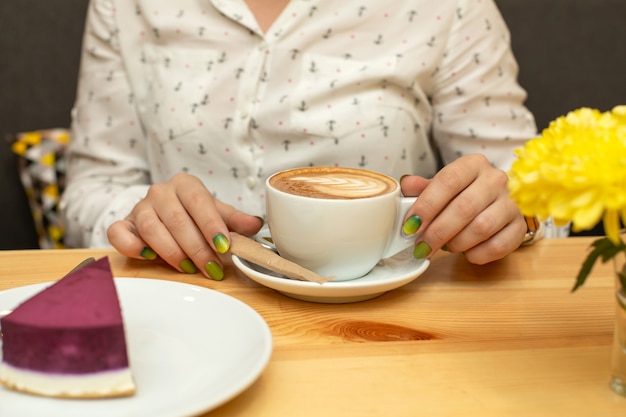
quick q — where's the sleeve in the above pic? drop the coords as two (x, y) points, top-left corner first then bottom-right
(430, 0), (538, 171)
(60, 0), (150, 248)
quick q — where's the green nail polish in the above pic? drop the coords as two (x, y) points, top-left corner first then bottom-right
(403, 215), (422, 235)
(441, 244), (450, 252)
(413, 242), (432, 259)
(180, 258), (197, 274)
(213, 233), (230, 254)
(140, 247), (157, 260)
(205, 261), (224, 281)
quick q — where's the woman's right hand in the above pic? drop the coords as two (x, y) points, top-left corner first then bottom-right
(107, 173), (264, 280)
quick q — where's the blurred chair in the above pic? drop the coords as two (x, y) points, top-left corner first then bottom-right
(496, 0), (626, 236)
(0, 0), (88, 249)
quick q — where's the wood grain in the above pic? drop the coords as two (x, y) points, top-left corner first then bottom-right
(0, 238), (624, 416)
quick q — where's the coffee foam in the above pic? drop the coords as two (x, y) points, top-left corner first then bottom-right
(269, 167), (397, 199)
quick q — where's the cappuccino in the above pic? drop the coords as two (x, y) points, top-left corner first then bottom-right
(268, 167), (397, 200)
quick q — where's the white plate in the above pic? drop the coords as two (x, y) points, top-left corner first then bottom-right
(232, 248), (430, 303)
(0, 278), (272, 417)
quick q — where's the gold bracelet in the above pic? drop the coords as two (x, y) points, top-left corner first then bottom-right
(522, 216), (542, 245)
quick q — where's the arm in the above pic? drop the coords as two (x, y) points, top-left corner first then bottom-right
(62, 0), (263, 278)
(431, 0), (537, 170)
(401, 0), (536, 264)
(61, 0), (151, 248)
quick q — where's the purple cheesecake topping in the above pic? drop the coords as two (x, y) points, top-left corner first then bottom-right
(1, 257), (130, 374)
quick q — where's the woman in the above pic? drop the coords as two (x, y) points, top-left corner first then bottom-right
(61, 0), (538, 280)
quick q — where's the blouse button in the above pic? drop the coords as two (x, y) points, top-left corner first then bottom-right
(246, 176), (258, 189)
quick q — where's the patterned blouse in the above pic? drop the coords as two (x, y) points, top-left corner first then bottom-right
(61, 0), (537, 247)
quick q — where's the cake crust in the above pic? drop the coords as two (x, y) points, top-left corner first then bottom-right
(0, 362), (136, 398)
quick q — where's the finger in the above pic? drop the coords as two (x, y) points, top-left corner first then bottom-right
(460, 214), (527, 264)
(131, 201), (205, 274)
(171, 175), (262, 280)
(107, 219), (157, 261)
(409, 155), (486, 230)
(444, 197), (523, 253)
(155, 178), (227, 280)
(399, 175), (430, 197)
(421, 169), (507, 251)
(117, 176), (219, 278)
(406, 155), (517, 260)
(215, 200), (265, 236)
(179, 183), (263, 255)
(170, 175), (228, 252)
(399, 175), (429, 231)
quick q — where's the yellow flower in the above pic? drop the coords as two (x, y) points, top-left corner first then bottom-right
(508, 106), (626, 244)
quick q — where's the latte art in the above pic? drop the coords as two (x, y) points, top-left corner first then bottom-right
(269, 167), (397, 199)
(288, 175), (390, 198)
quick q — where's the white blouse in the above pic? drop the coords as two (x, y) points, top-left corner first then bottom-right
(61, 0), (537, 247)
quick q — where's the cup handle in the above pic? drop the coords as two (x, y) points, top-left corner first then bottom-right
(382, 196), (418, 258)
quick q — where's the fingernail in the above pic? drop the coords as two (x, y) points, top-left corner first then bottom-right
(205, 261), (225, 281)
(180, 258), (197, 274)
(441, 244), (450, 252)
(254, 216), (265, 226)
(213, 233), (230, 254)
(402, 215), (422, 235)
(399, 174), (411, 183)
(413, 241), (432, 259)
(140, 247), (157, 260)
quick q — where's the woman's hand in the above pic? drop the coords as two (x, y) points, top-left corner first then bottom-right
(107, 173), (263, 279)
(400, 153), (526, 264)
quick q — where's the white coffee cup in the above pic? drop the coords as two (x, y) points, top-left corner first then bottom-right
(265, 166), (416, 281)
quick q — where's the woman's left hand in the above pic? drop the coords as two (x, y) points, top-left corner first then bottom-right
(400, 153), (527, 264)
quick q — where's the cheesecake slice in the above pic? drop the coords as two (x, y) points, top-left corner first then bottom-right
(0, 257), (136, 398)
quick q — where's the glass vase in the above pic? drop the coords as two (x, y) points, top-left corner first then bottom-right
(611, 254), (626, 397)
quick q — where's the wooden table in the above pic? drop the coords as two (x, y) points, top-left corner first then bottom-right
(1, 237), (625, 416)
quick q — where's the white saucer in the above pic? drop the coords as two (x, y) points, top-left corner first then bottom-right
(232, 248), (429, 303)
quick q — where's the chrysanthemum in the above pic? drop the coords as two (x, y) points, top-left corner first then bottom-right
(508, 106), (626, 243)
